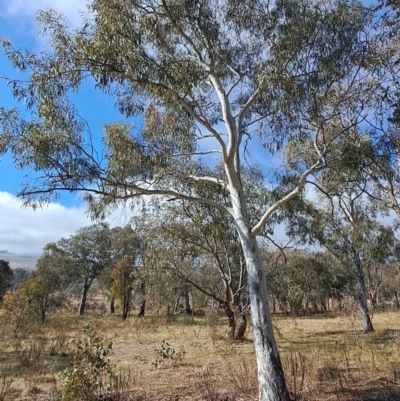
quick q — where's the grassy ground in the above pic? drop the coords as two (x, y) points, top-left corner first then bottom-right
(0, 308), (399, 401)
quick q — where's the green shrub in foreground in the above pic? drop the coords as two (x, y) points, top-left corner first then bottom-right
(58, 324), (116, 401)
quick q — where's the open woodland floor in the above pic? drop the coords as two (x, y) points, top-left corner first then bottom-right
(0, 307), (399, 401)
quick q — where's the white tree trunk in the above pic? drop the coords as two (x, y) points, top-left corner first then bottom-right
(352, 255), (374, 333)
(238, 230), (291, 401)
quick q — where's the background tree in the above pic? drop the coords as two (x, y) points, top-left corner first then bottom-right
(110, 256), (137, 320)
(109, 224), (145, 316)
(380, 261), (400, 308)
(2, 284), (32, 336)
(0, 1), (380, 399)
(288, 185), (394, 332)
(50, 223), (113, 316)
(263, 248), (350, 315)
(159, 200), (249, 340)
(11, 268), (31, 291)
(0, 260), (13, 302)
(26, 252), (68, 324)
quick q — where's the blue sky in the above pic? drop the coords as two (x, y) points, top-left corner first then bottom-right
(0, 0), (133, 255)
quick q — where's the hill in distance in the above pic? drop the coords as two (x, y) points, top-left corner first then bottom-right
(0, 251), (39, 270)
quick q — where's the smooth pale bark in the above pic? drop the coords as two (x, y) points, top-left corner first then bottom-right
(352, 255), (374, 333)
(355, 275), (374, 333)
(238, 230), (291, 401)
(225, 154), (292, 400)
(79, 280), (91, 316)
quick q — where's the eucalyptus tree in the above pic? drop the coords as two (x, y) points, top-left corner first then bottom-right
(153, 200), (249, 339)
(380, 262), (400, 307)
(109, 225), (145, 317)
(0, 1), (379, 399)
(331, 8), (400, 220)
(110, 256), (137, 319)
(50, 223), (113, 316)
(262, 248), (350, 314)
(285, 251), (346, 314)
(142, 218), (196, 320)
(288, 185), (396, 332)
(23, 252), (67, 324)
(363, 227), (397, 307)
(11, 268), (31, 291)
(2, 253), (66, 327)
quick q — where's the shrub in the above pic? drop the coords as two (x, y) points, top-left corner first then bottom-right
(153, 340), (185, 369)
(58, 324), (116, 401)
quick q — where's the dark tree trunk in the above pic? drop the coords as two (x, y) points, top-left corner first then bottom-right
(174, 292), (181, 312)
(312, 299), (318, 313)
(166, 304), (173, 323)
(394, 292), (400, 309)
(138, 281), (146, 317)
(138, 300), (146, 317)
(271, 295), (276, 314)
(234, 303), (247, 339)
(183, 285), (192, 314)
(222, 301), (247, 340)
(223, 301), (236, 338)
(110, 296), (115, 314)
(79, 280), (91, 316)
(122, 286), (132, 320)
(122, 301), (129, 320)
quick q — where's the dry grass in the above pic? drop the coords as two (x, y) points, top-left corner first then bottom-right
(0, 308), (399, 401)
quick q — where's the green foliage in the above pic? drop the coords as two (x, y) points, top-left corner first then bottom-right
(49, 223), (113, 315)
(58, 324), (116, 401)
(110, 256), (137, 320)
(153, 340), (185, 369)
(0, 260), (13, 302)
(2, 252), (67, 329)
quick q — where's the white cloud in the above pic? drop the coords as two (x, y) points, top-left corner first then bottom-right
(0, 190), (143, 257)
(0, 191), (92, 255)
(0, 0), (86, 30)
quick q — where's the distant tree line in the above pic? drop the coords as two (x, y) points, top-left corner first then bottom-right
(1, 209), (399, 338)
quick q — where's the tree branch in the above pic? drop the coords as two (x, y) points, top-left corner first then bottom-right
(251, 160), (328, 236)
(188, 175), (228, 189)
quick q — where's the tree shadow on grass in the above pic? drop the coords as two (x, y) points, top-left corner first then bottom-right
(331, 379), (400, 401)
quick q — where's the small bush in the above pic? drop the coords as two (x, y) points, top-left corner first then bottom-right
(58, 324), (116, 401)
(153, 340), (185, 369)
